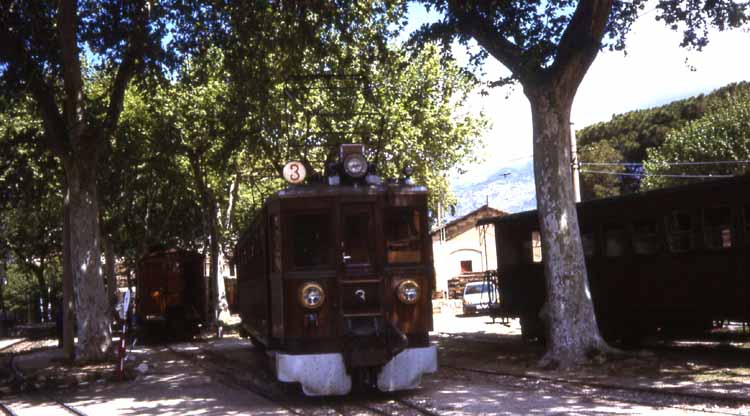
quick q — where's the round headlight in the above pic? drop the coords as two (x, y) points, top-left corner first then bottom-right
(299, 282), (325, 309)
(343, 153), (368, 178)
(396, 280), (420, 305)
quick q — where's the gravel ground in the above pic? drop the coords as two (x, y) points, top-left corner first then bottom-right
(1, 312), (749, 415)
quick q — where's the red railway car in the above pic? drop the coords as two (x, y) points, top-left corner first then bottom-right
(234, 144), (437, 395)
(135, 249), (208, 336)
(479, 175), (750, 343)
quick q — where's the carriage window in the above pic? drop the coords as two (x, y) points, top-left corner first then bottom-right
(343, 211), (371, 265)
(291, 213), (330, 268)
(531, 231), (543, 263)
(581, 233), (595, 257)
(271, 215), (282, 272)
(605, 227), (627, 257)
(385, 208), (422, 264)
(632, 220), (660, 255)
(666, 211), (695, 253)
(703, 206), (733, 249)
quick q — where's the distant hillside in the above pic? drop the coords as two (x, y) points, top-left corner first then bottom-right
(451, 159), (536, 218)
(576, 81), (750, 200)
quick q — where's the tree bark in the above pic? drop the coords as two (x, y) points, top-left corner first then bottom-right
(63, 149), (112, 361)
(62, 185), (75, 360)
(525, 86), (612, 368)
(33, 259), (48, 322)
(102, 234), (118, 315)
(448, 0), (617, 368)
(209, 208), (227, 322)
(188, 152), (227, 324)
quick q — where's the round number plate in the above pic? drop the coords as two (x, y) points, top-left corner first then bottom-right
(282, 161), (307, 184)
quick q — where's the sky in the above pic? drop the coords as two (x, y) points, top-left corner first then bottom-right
(404, 3), (750, 185)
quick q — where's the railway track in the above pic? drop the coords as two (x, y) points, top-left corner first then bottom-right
(165, 341), (439, 416)
(1, 353), (89, 416)
(442, 363), (750, 415)
(0, 396), (88, 416)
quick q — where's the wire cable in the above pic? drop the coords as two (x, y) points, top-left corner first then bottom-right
(580, 160), (750, 167)
(579, 169), (735, 179)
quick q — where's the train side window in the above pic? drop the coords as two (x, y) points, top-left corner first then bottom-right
(271, 215), (282, 272)
(530, 231), (543, 263)
(605, 227), (627, 257)
(632, 220), (660, 255)
(291, 213), (330, 268)
(666, 211), (695, 253)
(581, 232), (596, 257)
(703, 206), (733, 249)
(385, 208), (422, 264)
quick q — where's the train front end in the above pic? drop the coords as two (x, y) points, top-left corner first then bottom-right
(239, 144), (437, 396)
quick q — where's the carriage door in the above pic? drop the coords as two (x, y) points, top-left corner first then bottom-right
(339, 203), (382, 320)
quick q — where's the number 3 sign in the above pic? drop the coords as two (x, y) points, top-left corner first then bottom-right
(283, 161), (307, 184)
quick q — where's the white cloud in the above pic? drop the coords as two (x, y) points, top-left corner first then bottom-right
(455, 10), (750, 184)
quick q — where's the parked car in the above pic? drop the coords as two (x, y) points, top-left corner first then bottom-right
(462, 281), (499, 315)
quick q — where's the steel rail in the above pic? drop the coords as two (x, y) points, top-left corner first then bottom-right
(443, 364), (750, 415)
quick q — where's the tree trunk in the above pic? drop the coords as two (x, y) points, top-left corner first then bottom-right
(62, 185), (75, 360)
(64, 150), (112, 361)
(102, 234), (118, 315)
(33, 259), (48, 322)
(525, 86), (612, 368)
(209, 204), (227, 323)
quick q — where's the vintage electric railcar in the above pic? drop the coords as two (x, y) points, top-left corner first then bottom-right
(135, 249), (208, 336)
(234, 144), (437, 396)
(479, 174), (750, 343)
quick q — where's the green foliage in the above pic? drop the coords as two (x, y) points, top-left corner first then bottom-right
(577, 82), (750, 198)
(578, 141), (624, 200)
(2, 260), (62, 320)
(643, 86), (750, 190)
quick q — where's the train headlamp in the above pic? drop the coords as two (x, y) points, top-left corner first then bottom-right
(396, 280), (420, 305)
(343, 153), (368, 178)
(299, 282), (325, 309)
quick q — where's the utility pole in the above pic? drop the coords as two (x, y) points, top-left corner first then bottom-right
(571, 122), (581, 203)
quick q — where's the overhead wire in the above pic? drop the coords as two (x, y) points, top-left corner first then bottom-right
(579, 170), (735, 179)
(580, 160), (750, 167)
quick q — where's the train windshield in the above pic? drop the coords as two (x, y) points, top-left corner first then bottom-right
(343, 207), (372, 265)
(385, 208), (422, 264)
(291, 213), (330, 268)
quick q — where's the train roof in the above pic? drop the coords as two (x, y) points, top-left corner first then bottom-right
(477, 173), (750, 226)
(266, 182), (429, 201)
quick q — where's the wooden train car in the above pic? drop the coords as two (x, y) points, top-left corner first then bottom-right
(135, 249), (208, 336)
(479, 174), (750, 343)
(234, 144), (437, 396)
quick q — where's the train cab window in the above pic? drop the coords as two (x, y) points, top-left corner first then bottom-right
(385, 208), (422, 264)
(632, 220), (660, 255)
(581, 233), (596, 257)
(343, 211), (371, 265)
(703, 206), (733, 249)
(290, 213), (330, 268)
(666, 211), (695, 253)
(605, 227), (627, 257)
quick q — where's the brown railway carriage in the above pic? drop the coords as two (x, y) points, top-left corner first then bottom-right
(135, 249), (208, 336)
(234, 145), (437, 396)
(479, 174), (750, 342)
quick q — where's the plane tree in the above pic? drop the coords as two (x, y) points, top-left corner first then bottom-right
(413, 0), (749, 367)
(0, 0), (173, 361)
